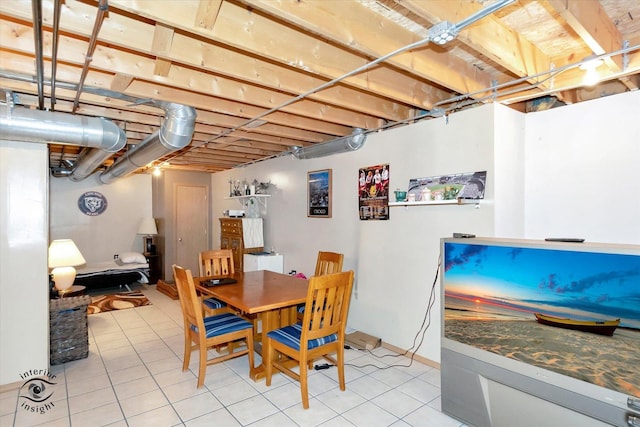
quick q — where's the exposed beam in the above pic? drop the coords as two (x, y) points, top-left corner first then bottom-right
(549, 0), (624, 71)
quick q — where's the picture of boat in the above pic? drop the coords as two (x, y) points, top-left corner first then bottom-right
(534, 313), (620, 336)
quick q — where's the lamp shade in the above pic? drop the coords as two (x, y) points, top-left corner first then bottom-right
(48, 239), (86, 268)
(137, 217), (158, 235)
(48, 239), (86, 292)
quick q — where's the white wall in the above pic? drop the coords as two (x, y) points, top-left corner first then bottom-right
(494, 105), (526, 237)
(0, 141), (49, 385)
(212, 103), (518, 363)
(50, 174), (152, 262)
(524, 90), (640, 244)
(211, 92), (640, 364)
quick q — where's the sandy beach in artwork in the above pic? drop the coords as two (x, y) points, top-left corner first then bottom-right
(445, 315), (640, 398)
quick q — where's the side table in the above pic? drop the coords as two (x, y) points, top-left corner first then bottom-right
(57, 285), (86, 298)
(49, 295), (91, 365)
(144, 253), (162, 284)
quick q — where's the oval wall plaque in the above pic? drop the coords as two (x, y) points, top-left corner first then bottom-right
(78, 191), (108, 216)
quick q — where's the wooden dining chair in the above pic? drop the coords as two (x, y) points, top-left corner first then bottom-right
(172, 264), (254, 388)
(265, 270), (354, 409)
(199, 249), (234, 316)
(314, 251), (344, 276)
(297, 251), (344, 320)
(200, 249), (261, 342)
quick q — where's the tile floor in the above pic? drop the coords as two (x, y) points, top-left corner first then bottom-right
(0, 285), (465, 427)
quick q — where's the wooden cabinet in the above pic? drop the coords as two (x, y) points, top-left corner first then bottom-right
(219, 218), (263, 272)
(144, 253), (162, 284)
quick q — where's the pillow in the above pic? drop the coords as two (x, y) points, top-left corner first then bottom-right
(118, 252), (147, 264)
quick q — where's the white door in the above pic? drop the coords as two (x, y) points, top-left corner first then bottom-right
(175, 185), (208, 274)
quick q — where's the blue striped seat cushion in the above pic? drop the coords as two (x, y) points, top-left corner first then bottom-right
(267, 322), (337, 350)
(297, 303), (305, 313)
(191, 312), (252, 338)
(203, 297), (226, 310)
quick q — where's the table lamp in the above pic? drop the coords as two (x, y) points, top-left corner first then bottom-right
(48, 239), (86, 292)
(137, 217), (158, 254)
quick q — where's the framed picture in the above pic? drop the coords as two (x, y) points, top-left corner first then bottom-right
(307, 169), (332, 218)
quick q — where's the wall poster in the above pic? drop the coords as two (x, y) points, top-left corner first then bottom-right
(407, 170), (486, 202)
(359, 164), (389, 220)
(308, 169), (332, 218)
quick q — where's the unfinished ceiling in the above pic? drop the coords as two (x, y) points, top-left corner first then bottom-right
(1, 0), (639, 176)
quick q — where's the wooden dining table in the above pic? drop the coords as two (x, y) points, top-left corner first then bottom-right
(194, 270), (309, 381)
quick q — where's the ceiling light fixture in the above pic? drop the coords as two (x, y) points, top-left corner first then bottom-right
(429, 21), (458, 45)
(579, 55), (604, 86)
(291, 128), (367, 159)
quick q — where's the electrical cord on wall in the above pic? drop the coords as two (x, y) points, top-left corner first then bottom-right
(344, 254), (441, 370)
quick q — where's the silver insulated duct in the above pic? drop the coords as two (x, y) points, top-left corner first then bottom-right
(99, 102), (196, 184)
(0, 94), (126, 154)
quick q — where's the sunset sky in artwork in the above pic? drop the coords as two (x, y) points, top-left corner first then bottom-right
(443, 242), (640, 328)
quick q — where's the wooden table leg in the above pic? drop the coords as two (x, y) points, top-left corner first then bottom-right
(250, 306), (297, 381)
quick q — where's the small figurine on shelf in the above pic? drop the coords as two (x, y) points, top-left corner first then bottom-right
(233, 179), (242, 196)
(256, 181), (271, 194)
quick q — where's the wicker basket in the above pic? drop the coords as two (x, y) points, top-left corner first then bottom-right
(49, 295), (91, 365)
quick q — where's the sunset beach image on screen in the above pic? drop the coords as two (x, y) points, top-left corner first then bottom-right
(443, 242), (640, 398)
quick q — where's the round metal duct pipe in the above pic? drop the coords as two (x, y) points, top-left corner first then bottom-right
(0, 101), (125, 151)
(99, 102), (196, 184)
(69, 121), (127, 181)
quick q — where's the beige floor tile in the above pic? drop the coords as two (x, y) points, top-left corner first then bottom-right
(282, 397), (339, 426)
(113, 375), (158, 400)
(226, 395), (279, 425)
(107, 364), (152, 386)
(246, 411), (299, 426)
(315, 387), (367, 414)
(66, 372), (111, 398)
(125, 404), (183, 427)
(342, 401), (399, 427)
(371, 388), (424, 418)
(184, 407), (241, 427)
(395, 377), (441, 405)
(119, 388), (170, 418)
(210, 378), (259, 407)
(402, 404), (465, 427)
(172, 391), (223, 421)
(69, 401), (124, 426)
(68, 386), (117, 414)
(162, 380), (208, 403)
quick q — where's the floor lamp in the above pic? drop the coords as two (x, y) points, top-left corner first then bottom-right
(137, 217), (158, 254)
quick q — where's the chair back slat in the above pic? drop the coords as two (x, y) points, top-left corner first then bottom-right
(173, 265), (205, 333)
(199, 249), (235, 277)
(314, 251), (344, 276)
(302, 271), (354, 342)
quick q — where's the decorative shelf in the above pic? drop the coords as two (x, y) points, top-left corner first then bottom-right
(388, 198), (481, 207)
(225, 194), (270, 209)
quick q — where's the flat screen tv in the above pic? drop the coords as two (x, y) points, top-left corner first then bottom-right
(441, 237), (640, 427)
